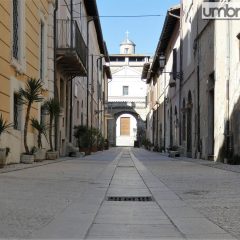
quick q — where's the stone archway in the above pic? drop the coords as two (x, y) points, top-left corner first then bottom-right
(107, 107), (146, 147)
(116, 113), (137, 146)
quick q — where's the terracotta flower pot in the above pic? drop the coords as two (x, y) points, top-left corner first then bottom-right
(20, 154), (35, 164)
(46, 151), (58, 160)
(0, 148), (7, 168)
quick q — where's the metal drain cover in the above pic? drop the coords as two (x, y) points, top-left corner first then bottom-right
(107, 196), (153, 202)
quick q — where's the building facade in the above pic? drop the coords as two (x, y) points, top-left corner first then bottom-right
(145, 0), (240, 162)
(55, 0), (111, 156)
(0, 0), (55, 163)
(108, 35), (150, 146)
(0, 0), (110, 164)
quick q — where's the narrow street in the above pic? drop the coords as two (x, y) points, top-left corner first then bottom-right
(0, 148), (239, 239)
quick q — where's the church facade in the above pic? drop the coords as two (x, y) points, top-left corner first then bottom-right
(107, 34), (150, 146)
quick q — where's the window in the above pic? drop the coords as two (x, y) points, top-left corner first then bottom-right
(124, 48), (129, 54)
(60, 79), (64, 107)
(12, 0), (19, 60)
(172, 48), (177, 80)
(11, 0), (25, 72)
(13, 93), (21, 130)
(81, 112), (83, 125)
(123, 86), (129, 96)
(40, 21), (45, 80)
(77, 101), (80, 119)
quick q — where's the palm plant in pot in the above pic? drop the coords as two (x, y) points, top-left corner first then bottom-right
(31, 118), (48, 162)
(43, 98), (61, 160)
(0, 114), (12, 168)
(18, 78), (43, 163)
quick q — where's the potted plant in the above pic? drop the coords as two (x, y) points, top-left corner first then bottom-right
(31, 118), (48, 162)
(18, 78), (43, 164)
(104, 139), (109, 150)
(74, 125), (91, 155)
(90, 128), (98, 152)
(0, 114), (12, 168)
(43, 98), (61, 160)
(97, 134), (105, 151)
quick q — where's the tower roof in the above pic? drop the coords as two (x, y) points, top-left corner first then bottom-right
(120, 39), (136, 46)
(120, 31), (136, 46)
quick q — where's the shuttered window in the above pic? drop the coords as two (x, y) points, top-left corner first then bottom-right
(120, 117), (130, 136)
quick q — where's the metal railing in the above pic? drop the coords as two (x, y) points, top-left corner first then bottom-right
(56, 19), (87, 69)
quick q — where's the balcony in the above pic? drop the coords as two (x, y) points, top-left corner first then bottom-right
(56, 20), (87, 76)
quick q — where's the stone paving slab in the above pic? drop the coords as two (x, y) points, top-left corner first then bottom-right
(30, 150), (121, 239)
(1, 147), (239, 239)
(87, 223), (184, 239)
(130, 150), (238, 240)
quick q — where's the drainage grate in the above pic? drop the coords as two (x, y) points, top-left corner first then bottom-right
(107, 196), (153, 202)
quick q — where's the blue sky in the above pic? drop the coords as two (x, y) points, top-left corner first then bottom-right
(96, 0), (180, 56)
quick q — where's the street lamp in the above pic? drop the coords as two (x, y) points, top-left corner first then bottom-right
(158, 53), (183, 81)
(159, 53), (166, 71)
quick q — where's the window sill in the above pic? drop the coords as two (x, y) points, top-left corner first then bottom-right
(11, 57), (26, 75)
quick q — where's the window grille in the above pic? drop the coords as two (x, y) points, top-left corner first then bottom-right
(12, 0), (19, 59)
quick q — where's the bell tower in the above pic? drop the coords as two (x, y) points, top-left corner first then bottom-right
(120, 31), (136, 54)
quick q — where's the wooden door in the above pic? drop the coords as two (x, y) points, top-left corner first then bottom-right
(120, 117), (130, 136)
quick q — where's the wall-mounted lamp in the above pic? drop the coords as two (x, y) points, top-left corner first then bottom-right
(158, 53), (183, 81)
(95, 110), (104, 115)
(159, 53), (166, 71)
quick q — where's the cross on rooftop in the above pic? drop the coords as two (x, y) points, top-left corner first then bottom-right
(125, 30), (130, 40)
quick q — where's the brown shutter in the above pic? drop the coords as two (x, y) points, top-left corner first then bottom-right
(120, 117), (130, 136)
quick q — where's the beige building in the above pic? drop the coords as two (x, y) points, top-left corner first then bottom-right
(0, 0), (55, 163)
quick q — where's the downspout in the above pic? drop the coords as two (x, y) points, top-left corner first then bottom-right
(156, 77), (159, 147)
(164, 72), (166, 150)
(70, 0), (73, 48)
(69, 77), (73, 142)
(226, 20), (231, 159)
(69, 0), (73, 143)
(97, 59), (100, 130)
(197, 3), (201, 157)
(86, 18), (94, 128)
(91, 54), (94, 144)
(54, 0), (59, 151)
(179, 4), (183, 146)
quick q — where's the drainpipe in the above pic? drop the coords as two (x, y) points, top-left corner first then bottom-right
(69, 77), (73, 143)
(90, 54), (94, 147)
(164, 73), (166, 150)
(54, 0), (59, 151)
(156, 77), (159, 147)
(70, 0), (73, 48)
(226, 20), (231, 159)
(197, 4), (201, 157)
(179, 6), (183, 146)
(86, 18), (94, 128)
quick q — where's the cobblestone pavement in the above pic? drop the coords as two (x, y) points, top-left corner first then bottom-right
(132, 148), (240, 239)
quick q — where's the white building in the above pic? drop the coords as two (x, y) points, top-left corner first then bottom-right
(108, 34), (150, 146)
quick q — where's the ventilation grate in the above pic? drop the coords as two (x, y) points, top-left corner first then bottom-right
(107, 196), (153, 202)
